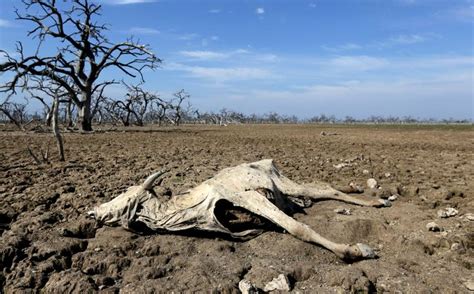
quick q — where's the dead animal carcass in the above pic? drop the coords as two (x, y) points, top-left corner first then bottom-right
(88, 159), (391, 260)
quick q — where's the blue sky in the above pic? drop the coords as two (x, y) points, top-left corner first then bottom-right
(0, 0), (473, 119)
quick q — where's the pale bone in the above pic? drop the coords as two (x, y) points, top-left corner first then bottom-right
(89, 159), (391, 261)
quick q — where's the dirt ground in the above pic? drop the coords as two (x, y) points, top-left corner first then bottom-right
(0, 124), (473, 293)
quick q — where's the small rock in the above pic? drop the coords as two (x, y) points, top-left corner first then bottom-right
(94, 247), (102, 252)
(399, 186), (419, 197)
(464, 213), (474, 221)
(426, 222), (442, 232)
(238, 279), (258, 294)
(334, 207), (351, 215)
(437, 207), (459, 218)
(407, 186), (419, 197)
(388, 195), (398, 201)
(264, 274), (291, 292)
(333, 163), (350, 169)
(384, 172), (391, 178)
(367, 178), (378, 189)
(362, 169), (370, 175)
(464, 279), (474, 291)
(450, 243), (462, 251)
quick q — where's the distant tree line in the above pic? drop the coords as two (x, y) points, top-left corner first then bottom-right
(0, 84), (194, 128)
(0, 95), (471, 127)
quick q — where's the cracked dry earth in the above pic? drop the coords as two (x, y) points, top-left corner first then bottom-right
(0, 124), (473, 293)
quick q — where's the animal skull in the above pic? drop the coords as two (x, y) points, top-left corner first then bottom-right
(89, 159), (391, 261)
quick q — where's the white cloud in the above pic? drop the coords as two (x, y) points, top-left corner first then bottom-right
(233, 49), (250, 54)
(177, 33), (199, 41)
(329, 55), (389, 71)
(180, 50), (228, 60)
(186, 66), (272, 81)
(256, 8), (265, 14)
(393, 56), (474, 69)
(208, 9), (221, 13)
(124, 27), (160, 35)
(321, 43), (362, 52)
(257, 54), (279, 62)
(0, 19), (15, 28)
(309, 3), (317, 8)
(179, 49), (250, 61)
(388, 34), (427, 44)
(166, 63), (273, 81)
(374, 33), (439, 48)
(324, 33), (435, 52)
(210, 35), (219, 41)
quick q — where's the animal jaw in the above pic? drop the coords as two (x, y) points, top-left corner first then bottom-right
(89, 159), (391, 261)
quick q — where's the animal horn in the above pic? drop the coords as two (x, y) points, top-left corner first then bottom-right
(142, 170), (168, 190)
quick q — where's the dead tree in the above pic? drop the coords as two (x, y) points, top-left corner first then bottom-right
(28, 80), (68, 160)
(0, 98), (29, 130)
(105, 84), (160, 126)
(147, 99), (170, 126)
(28, 90), (53, 126)
(0, 0), (160, 131)
(27, 77), (73, 127)
(90, 87), (108, 125)
(103, 98), (126, 126)
(168, 89), (190, 126)
(64, 99), (75, 128)
(123, 84), (159, 126)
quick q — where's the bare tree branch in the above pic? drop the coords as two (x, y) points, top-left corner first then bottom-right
(1, 0), (160, 131)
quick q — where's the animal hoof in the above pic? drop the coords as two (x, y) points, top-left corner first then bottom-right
(356, 243), (376, 259)
(378, 199), (392, 207)
(342, 243), (377, 261)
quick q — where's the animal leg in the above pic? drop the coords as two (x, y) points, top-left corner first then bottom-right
(230, 191), (376, 261)
(276, 177), (390, 207)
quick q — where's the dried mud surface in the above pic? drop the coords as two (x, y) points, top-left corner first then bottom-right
(1, 124), (473, 293)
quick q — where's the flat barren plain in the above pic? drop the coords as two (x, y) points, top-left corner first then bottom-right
(1, 124), (472, 292)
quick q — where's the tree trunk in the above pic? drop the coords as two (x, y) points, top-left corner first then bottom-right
(97, 109), (103, 125)
(124, 111), (131, 127)
(66, 100), (74, 128)
(77, 92), (93, 131)
(45, 107), (53, 127)
(52, 98), (65, 161)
